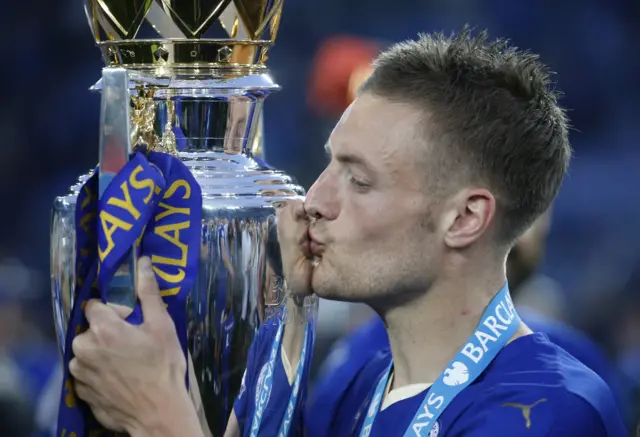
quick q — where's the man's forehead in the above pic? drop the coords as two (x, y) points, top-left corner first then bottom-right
(326, 96), (429, 188)
(338, 100), (356, 125)
(329, 95), (425, 157)
(347, 95), (421, 132)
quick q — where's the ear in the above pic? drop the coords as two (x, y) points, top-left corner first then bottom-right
(441, 189), (496, 249)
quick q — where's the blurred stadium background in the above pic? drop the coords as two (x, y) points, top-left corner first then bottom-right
(1, 0), (639, 435)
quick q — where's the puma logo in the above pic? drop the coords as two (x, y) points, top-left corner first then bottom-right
(502, 398), (547, 428)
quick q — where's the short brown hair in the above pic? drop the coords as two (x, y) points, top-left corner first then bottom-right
(360, 29), (571, 244)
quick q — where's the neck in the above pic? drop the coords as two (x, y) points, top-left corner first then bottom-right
(381, 259), (516, 389)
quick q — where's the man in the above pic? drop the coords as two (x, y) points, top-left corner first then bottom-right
(306, 37), (626, 417)
(69, 30), (626, 436)
(307, 212), (629, 437)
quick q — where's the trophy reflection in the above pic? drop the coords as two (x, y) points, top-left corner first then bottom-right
(50, 1), (318, 435)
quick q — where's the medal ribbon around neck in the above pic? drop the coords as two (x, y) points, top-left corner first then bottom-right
(358, 284), (521, 437)
(57, 151), (202, 437)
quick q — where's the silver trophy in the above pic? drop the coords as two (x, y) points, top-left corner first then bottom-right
(50, 1), (318, 435)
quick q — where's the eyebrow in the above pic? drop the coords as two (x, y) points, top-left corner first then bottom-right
(324, 142), (373, 171)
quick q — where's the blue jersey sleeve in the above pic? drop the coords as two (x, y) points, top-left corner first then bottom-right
(462, 393), (623, 437)
(233, 319), (312, 437)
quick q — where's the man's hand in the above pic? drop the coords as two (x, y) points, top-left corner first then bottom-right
(275, 199), (313, 297)
(69, 257), (197, 436)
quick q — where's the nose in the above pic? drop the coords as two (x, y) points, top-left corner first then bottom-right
(304, 169), (339, 221)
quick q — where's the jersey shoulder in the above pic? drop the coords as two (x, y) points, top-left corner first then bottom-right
(522, 308), (615, 378)
(457, 333), (626, 437)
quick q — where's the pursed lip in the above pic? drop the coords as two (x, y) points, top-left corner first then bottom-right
(308, 230), (325, 256)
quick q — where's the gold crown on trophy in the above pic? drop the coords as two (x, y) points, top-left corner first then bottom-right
(85, 0), (284, 70)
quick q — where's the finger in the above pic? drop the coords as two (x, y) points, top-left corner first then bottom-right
(69, 357), (96, 384)
(85, 299), (119, 327)
(300, 236), (312, 258)
(73, 379), (101, 410)
(92, 407), (125, 432)
(136, 257), (167, 322)
(266, 222), (284, 277)
(74, 379), (99, 404)
(71, 331), (99, 364)
(275, 201), (286, 219)
(275, 200), (306, 229)
(74, 383), (125, 432)
(275, 205), (288, 236)
(84, 301), (127, 351)
(106, 303), (134, 320)
(295, 217), (311, 250)
(291, 200), (308, 221)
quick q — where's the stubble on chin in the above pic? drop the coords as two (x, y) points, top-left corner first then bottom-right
(309, 261), (334, 300)
(310, 262), (360, 302)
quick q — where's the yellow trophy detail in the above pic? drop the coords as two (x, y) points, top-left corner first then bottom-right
(85, 0), (283, 69)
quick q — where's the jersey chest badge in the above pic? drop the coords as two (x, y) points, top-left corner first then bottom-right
(428, 420), (440, 437)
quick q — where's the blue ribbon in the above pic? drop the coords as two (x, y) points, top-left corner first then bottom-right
(56, 151), (202, 437)
(358, 284), (521, 437)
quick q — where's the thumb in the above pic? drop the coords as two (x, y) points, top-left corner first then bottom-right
(137, 256), (166, 321)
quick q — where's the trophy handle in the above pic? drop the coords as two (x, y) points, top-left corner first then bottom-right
(98, 68), (137, 312)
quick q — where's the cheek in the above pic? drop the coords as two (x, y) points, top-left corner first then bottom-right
(338, 194), (422, 246)
(340, 194), (387, 235)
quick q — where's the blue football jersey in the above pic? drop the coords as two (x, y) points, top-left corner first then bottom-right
(234, 319), (314, 437)
(309, 308), (629, 436)
(311, 312), (626, 411)
(313, 333), (626, 437)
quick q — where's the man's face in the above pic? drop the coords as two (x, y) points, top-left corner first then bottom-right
(304, 94), (442, 304)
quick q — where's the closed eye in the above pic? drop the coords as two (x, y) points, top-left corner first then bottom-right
(349, 175), (370, 190)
